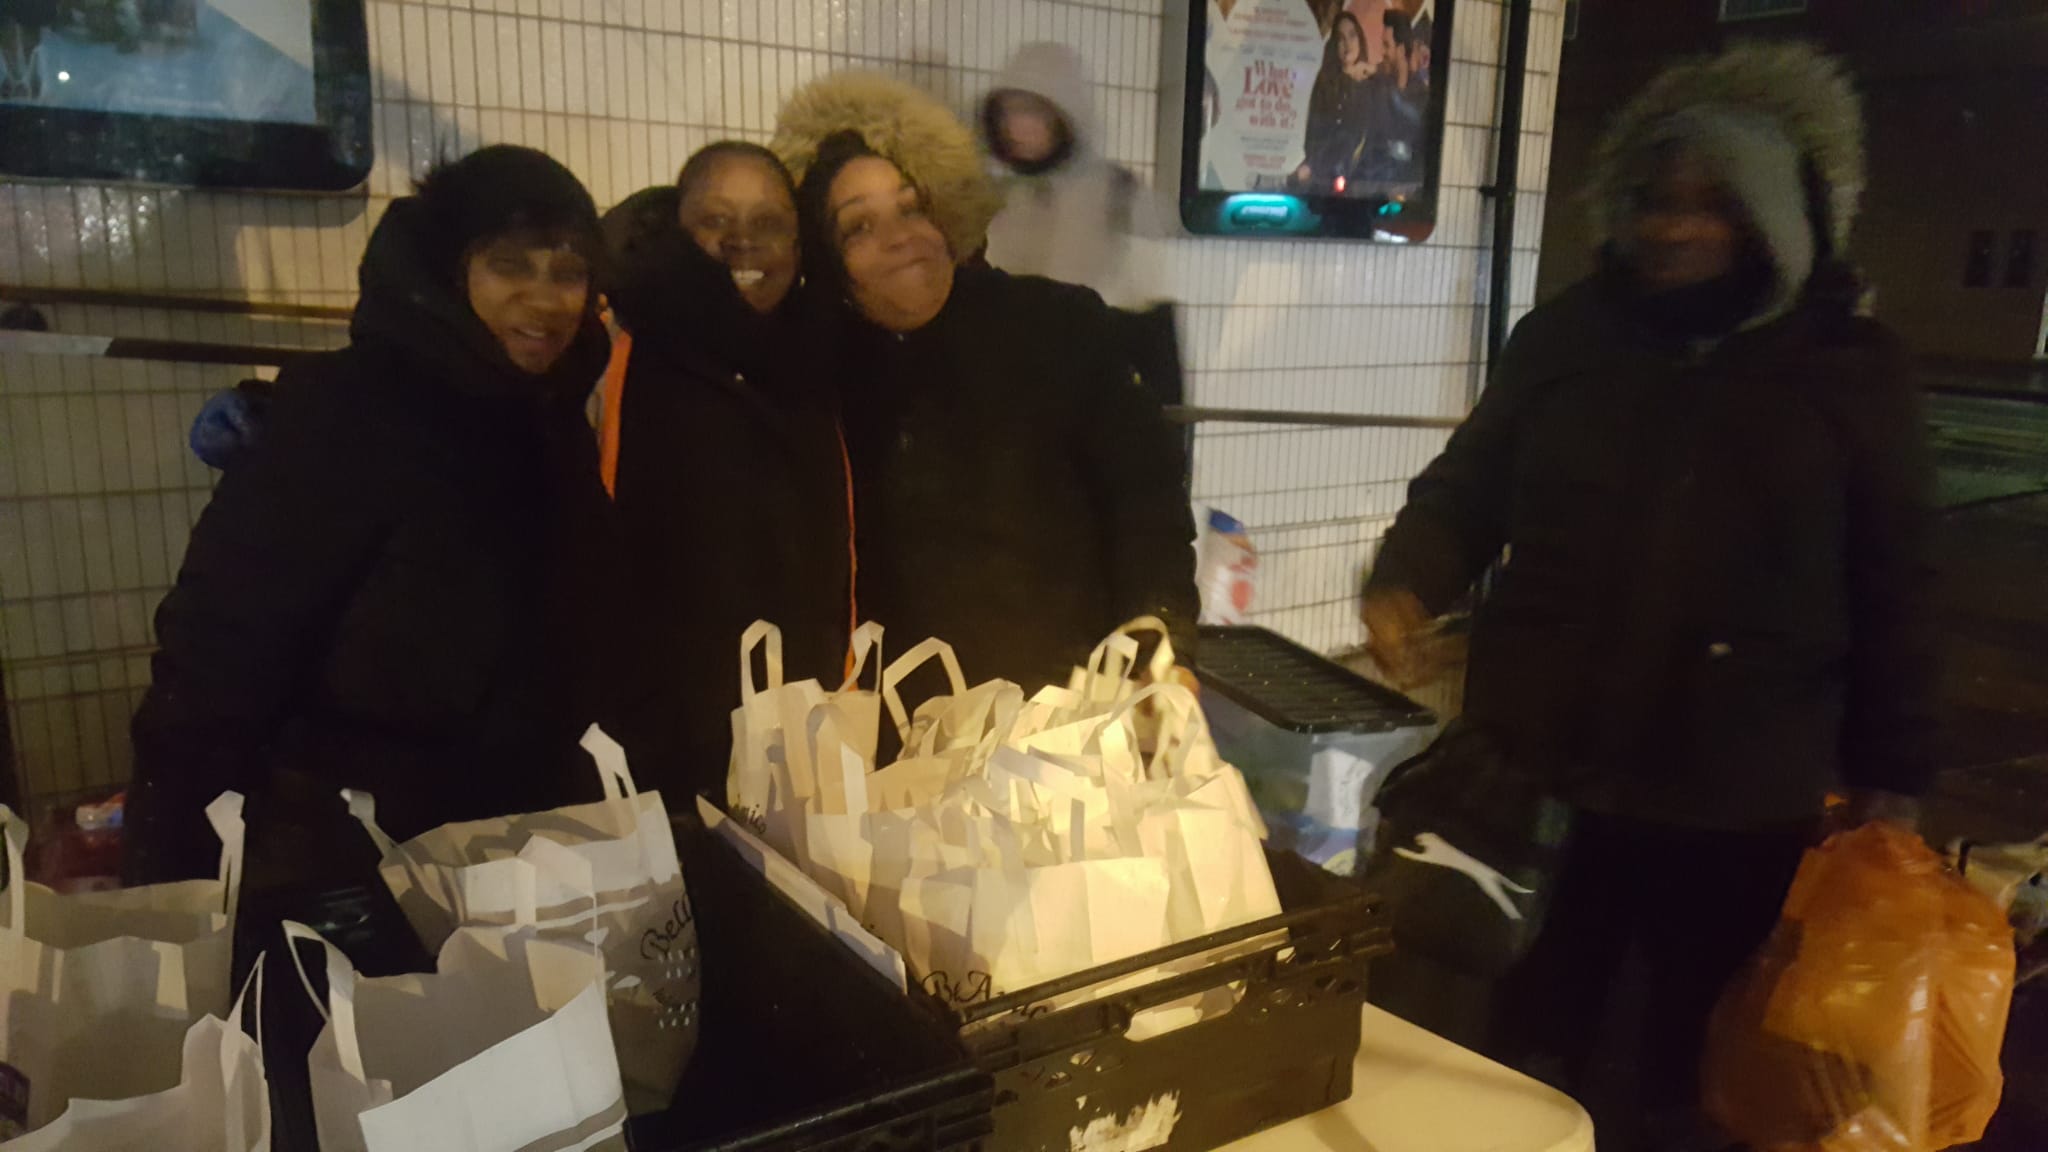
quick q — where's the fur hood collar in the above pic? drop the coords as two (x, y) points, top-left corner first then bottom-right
(771, 71), (1001, 259)
(1588, 42), (1865, 255)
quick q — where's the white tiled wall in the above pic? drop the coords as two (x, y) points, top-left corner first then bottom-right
(0, 0), (1565, 802)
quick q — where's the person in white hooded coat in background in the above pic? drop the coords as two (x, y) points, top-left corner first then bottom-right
(980, 43), (1185, 406)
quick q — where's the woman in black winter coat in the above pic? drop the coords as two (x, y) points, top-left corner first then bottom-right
(125, 146), (635, 891)
(605, 143), (851, 801)
(772, 74), (1199, 692)
(1363, 46), (1934, 1146)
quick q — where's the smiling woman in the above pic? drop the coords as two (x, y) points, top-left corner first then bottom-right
(601, 143), (853, 803)
(675, 141), (801, 314)
(776, 72), (1200, 692)
(820, 146), (956, 332)
(464, 238), (593, 374)
(123, 145), (649, 897)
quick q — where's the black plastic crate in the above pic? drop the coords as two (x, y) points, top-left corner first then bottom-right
(700, 810), (1387, 1151)
(930, 848), (1389, 1152)
(627, 819), (994, 1152)
(1195, 625), (1435, 734)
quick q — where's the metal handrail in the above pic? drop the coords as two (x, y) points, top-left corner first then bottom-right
(0, 284), (352, 321)
(1164, 405), (1464, 430)
(0, 329), (310, 367)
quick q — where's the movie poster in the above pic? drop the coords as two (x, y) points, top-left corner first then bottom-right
(1200, 0), (1436, 200)
(0, 0), (316, 125)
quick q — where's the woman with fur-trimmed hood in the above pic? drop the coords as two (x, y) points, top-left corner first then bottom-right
(771, 72), (1199, 693)
(1362, 44), (1936, 1143)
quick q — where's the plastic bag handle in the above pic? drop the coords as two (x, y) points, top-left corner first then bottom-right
(1084, 632), (1142, 684)
(913, 680), (1021, 760)
(205, 790), (248, 923)
(880, 637), (968, 742)
(582, 723), (637, 802)
(233, 951), (267, 1049)
(739, 620), (784, 703)
(838, 621), (886, 692)
(282, 921), (368, 1080)
(1114, 615), (1179, 685)
(1094, 680), (1208, 779)
(1014, 684), (1087, 738)
(340, 787), (458, 921)
(1, 807), (25, 951)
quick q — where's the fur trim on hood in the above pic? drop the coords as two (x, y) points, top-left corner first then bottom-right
(1589, 41), (1865, 254)
(771, 71), (1001, 259)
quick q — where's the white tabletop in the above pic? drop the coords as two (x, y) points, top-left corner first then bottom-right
(1223, 1005), (1596, 1152)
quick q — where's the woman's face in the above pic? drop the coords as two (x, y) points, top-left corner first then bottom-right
(679, 154), (800, 313)
(465, 236), (591, 373)
(827, 155), (954, 333)
(1338, 19), (1363, 68)
(1626, 148), (1742, 292)
(995, 91), (1063, 167)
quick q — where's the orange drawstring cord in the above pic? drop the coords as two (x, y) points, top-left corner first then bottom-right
(837, 421), (860, 681)
(597, 315), (631, 498)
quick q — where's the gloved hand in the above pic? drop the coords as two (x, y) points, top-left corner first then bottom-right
(189, 382), (272, 471)
(1361, 586), (1443, 689)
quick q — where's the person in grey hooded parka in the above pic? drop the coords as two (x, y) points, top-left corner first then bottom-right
(1362, 43), (1936, 1148)
(980, 43), (1184, 405)
(981, 42), (1159, 308)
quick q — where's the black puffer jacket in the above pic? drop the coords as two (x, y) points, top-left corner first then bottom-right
(125, 199), (633, 887)
(839, 266), (1199, 690)
(1368, 269), (1937, 830)
(607, 187), (851, 801)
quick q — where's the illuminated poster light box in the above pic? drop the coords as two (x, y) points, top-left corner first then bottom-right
(1158, 0), (1454, 242)
(0, 0), (370, 191)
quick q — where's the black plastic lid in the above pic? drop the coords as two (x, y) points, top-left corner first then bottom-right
(1193, 625), (1437, 735)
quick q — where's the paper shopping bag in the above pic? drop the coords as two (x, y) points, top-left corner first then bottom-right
(1, 959), (268, 1152)
(806, 623), (887, 814)
(1137, 798), (1279, 939)
(346, 726), (693, 1115)
(292, 922), (625, 1152)
(907, 821), (1172, 1007)
(728, 622), (829, 858)
(0, 793), (244, 1134)
(1085, 683), (1280, 937)
(727, 622), (885, 862)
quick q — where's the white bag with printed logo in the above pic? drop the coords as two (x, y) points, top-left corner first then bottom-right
(345, 726), (692, 1115)
(0, 958), (268, 1152)
(0, 793), (244, 1136)
(291, 916), (625, 1152)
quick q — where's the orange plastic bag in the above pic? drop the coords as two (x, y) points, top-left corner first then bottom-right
(1703, 823), (2016, 1151)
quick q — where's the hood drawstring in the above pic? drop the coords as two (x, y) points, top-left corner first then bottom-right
(597, 321), (631, 498)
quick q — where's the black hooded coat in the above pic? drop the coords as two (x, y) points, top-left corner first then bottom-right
(605, 187), (852, 802)
(124, 197), (635, 888)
